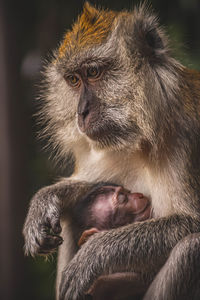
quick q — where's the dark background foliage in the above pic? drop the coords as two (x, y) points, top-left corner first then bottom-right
(0, 0), (199, 299)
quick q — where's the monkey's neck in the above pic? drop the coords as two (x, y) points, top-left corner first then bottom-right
(72, 136), (169, 182)
(73, 142), (150, 191)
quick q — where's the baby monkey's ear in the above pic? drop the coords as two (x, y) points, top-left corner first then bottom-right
(128, 5), (168, 63)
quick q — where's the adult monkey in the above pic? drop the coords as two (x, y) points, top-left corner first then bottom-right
(23, 2), (200, 300)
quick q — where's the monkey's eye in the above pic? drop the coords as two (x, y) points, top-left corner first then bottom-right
(65, 75), (80, 87)
(87, 66), (100, 79)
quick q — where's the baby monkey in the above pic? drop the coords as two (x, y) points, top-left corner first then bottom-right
(73, 185), (151, 300)
(75, 185), (151, 246)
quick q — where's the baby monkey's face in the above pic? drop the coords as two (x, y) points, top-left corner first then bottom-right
(90, 186), (151, 230)
(78, 186), (151, 247)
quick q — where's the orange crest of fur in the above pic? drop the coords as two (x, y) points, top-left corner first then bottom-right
(58, 2), (117, 57)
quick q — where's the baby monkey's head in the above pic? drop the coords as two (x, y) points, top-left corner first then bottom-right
(87, 186), (150, 230)
(74, 184), (151, 232)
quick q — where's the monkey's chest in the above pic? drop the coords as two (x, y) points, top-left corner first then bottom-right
(74, 150), (174, 217)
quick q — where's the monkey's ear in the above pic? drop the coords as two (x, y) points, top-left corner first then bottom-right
(131, 6), (167, 61)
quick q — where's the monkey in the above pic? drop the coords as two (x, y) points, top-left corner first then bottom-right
(72, 184), (151, 299)
(75, 185), (151, 243)
(23, 2), (200, 300)
(73, 184), (151, 300)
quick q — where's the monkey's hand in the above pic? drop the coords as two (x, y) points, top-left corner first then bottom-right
(59, 229), (128, 300)
(23, 186), (63, 256)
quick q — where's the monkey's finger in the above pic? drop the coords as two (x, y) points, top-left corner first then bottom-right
(46, 216), (62, 234)
(51, 219), (62, 234)
(78, 228), (99, 247)
(38, 248), (57, 255)
(37, 234), (63, 250)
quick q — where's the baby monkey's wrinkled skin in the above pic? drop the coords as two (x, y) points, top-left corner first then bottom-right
(75, 185), (151, 300)
(77, 186), (151, 246)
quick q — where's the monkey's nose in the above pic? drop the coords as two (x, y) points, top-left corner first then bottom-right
(77, 100), (91, 131)
(78, 108), (90, 120)
(128, 193), (149, 214)
(78, 110), (91, 132)
(78, 96), (90, 119)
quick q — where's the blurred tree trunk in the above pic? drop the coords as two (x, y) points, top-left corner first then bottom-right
(0, 2), (13, 298)
(0, 1), (27, 299)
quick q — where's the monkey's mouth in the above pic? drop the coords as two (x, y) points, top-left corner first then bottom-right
(79, 116), (134, 148)
(78, 112), (117, 142)
(78, 113), (93, 134)
(78, 114), (107, 140)
(85, 125), (110, 141)
(78, 111), (138, 148)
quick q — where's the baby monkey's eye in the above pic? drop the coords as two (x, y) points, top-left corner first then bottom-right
(87, 66), (100, 79)
(65, 75), (80, 87)
(117, 193), (127, 204)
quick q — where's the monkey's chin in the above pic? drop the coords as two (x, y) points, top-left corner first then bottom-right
(85, 127), (111, 145)
(78, 120), (140, 150)
(78, 124), (116, 149)
(84, 126), (132, 150)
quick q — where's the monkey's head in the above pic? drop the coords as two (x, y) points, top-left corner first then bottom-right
(41, 2), (181, 157)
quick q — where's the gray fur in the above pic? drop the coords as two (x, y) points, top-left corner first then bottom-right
(23, 3), (200, 300)
(60, 217), (200, 300)
(23, 180), (93, 256)
(144, 233), (200, 300)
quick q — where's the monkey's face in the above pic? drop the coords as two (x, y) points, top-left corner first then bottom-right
(57, 53), (141, 150)
(42, 3), (178, 154)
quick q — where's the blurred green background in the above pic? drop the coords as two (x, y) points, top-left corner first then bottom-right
(0, 0), (199, 299)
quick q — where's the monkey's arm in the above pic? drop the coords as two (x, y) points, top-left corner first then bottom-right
(59, 214), (200, 300)
(23, 179), (93, 256)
